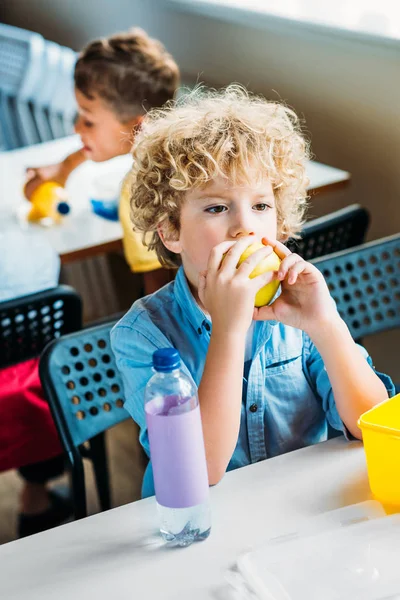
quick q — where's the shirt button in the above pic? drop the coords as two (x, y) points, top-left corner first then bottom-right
(249, 403), (258, 413)
(204, 323), (211, 331)
(197, 327), (202, 335)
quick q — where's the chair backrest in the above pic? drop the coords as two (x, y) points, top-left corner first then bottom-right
(39, 321), (129, 453)
(0, 24), (77, 148)
(312, 233), (400, 340)
(0, 285), (82, 369)
(286, 204), (370, 260)
(0, 23), (45, 96)
(0, 23), (45, 148)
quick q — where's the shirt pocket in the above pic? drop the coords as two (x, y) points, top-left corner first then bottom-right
(264, 353), (323, 453)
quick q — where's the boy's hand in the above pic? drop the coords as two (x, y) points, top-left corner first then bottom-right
(198, 236), (278, 335)
(253, 237), (340, 335)
(24, 163), (68, 201)
(23, 149), (87, 201)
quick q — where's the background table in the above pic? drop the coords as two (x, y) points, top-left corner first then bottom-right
(0, 136), (350, 264)
(0, 438), (372, 600)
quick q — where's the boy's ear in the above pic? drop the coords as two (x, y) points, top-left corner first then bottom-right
(130, 115), (144, 134)
(157, 220), (182, 254)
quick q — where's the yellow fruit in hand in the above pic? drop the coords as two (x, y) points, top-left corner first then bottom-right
(237, 242), (281, 307)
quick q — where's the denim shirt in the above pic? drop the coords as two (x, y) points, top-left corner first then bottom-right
(111, 267), (394, 498)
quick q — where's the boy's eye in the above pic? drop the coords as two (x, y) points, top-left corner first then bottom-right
(253, 203), (271, 211)
(84, 120), (94, 128)
(205, 205), (227, 214)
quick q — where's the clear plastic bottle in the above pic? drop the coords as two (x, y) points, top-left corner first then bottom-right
(144, 348), (211, 547)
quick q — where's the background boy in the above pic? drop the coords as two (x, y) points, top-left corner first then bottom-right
(111, 86), (394, 498)
(24, 28), (180, 294)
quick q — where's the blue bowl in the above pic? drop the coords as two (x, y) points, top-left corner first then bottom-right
(90, 198), (119, 221)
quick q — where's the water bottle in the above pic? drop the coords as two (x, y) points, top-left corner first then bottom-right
(144, 348), (211, 546)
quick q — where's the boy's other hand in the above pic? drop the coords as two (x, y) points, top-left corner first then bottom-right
(253, 237), (340, 335)
(24, 163), (67, 201)
(198, 236), (277, 335)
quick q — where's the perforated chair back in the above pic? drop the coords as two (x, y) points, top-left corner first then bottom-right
(39, 320), (129, 518)
(287, 204), (370, 260)
(312, 233), (400, 341)
(0, 285), (82, 369)
(40, 321), (128, 447)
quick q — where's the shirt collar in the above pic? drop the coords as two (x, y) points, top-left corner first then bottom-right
(175, 267), (211, 337)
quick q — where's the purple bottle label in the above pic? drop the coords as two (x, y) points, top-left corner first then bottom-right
(145, 400), (209, 509)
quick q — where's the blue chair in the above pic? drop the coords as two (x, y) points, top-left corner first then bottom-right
(39, 320), (130, 519)
(312, 233), (400, 342)
(287, 204), (370, 260)
(0, 23), (45, 149)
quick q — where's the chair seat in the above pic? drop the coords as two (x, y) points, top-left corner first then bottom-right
(0, 358), (62, 472)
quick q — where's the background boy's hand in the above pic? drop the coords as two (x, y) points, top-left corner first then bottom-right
(253, 237), (340, 335)
(198, 236), (278, 335)
(23, 163), (68, 201)
(23, 149), (87, 201)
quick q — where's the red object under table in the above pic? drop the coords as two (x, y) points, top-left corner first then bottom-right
(0, 358), (62, 472)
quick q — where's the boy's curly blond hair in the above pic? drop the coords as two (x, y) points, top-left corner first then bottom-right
(129, 85), (310, 268)
(74, 28), (180, 122)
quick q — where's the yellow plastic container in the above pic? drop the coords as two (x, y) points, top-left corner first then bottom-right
(358, 393), (400, 507)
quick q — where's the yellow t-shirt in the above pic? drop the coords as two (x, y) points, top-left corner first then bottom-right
(119, 177), (161, 273)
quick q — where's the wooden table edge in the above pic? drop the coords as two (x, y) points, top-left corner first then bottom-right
(60, 238), (124, 264)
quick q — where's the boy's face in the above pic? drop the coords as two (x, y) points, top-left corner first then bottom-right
(163, 175), (278, 289)
(74, 89), (138, 162)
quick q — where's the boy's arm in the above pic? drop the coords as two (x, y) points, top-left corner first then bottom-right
(198, 328), (246, 485)
(24, 148), (87, 200)
(197, 237), (280, 484)
(254, 238), (389, 440)
(306, 317), (389, 439)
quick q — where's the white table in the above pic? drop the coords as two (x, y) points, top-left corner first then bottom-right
(0, 136), (350, 264)
(0, 438), (371, 600)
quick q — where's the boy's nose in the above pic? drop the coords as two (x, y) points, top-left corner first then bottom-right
(228, 216), (255, 239)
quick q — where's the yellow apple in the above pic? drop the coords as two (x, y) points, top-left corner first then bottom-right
(237, 242), (281, 307)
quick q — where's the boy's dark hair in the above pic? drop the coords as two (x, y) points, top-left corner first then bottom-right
(74, 28), (180, 122)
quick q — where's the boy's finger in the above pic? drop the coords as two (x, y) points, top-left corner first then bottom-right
(252, 268), (278, 290)
(262, 237), (292, 260)
(25, 168), (37, 181)
(286, 260), (307, 285)
(207, 241), (237, 272)
(237, 244), (273, 278)
(221, 235), (257, 273)
(277, 254), (303, 280)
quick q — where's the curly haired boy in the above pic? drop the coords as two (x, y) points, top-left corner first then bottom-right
(111, 86), (394, 498)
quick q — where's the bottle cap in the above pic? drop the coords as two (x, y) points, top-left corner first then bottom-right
(57, 201), (70, 215)
(153, 348), (180, 372)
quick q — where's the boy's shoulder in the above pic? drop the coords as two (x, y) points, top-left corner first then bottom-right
(112, 280), (177, 340)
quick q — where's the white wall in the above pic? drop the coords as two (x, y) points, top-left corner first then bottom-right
(3, 0), (400, 375)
